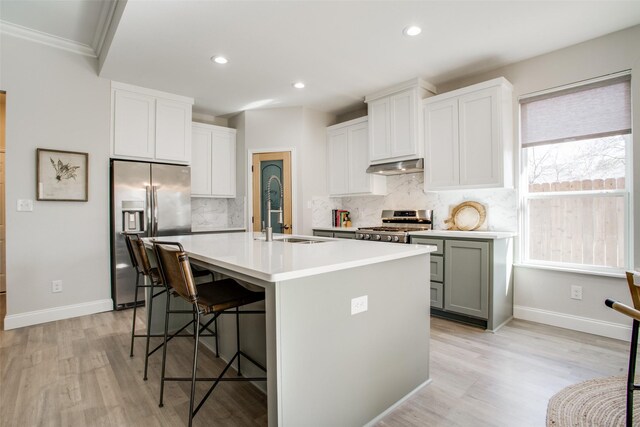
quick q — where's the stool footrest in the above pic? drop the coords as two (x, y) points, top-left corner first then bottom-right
(164, 376), (267, 382)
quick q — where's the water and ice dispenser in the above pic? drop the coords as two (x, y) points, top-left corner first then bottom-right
(121, 200), (145, 232)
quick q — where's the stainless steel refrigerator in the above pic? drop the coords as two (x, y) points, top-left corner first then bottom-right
(110, 160), (191, 309)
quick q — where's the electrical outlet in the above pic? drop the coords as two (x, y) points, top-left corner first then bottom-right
(570, 285), (582, 300)
(52, 280), (63, 293)
(16, 199), (34, 212)
(351, 295), (368, 315)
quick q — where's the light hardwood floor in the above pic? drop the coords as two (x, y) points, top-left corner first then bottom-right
(0, 309), (630, 426)
(0, 293), (5, 331)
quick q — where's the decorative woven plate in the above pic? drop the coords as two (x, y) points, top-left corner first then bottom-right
(445, 201), (487, 231)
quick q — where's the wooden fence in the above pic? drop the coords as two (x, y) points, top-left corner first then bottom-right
(527, 177), (625, 268)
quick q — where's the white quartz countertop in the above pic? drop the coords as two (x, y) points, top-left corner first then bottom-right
(191, 226), (246, 233)
(409, 230), (516, 239)
(145, 232), (435, 282)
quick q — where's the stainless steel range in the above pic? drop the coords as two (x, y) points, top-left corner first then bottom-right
(355, 210), (433, 243)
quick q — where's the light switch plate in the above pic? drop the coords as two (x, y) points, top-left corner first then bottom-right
(351, 295), (368, 315)
(17, 199), (34, 212)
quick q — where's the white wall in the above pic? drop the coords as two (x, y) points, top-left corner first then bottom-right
(437, 24), (640, 340)
(1, 36), (113, 328)
(234, 107), (334, 235)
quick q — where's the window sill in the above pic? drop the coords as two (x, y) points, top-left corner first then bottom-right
(513, 262), (627, 279)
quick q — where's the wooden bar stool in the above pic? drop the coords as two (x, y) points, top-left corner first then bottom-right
(153, 241), (266, 427)
(605, 271), (640, 427)
(123, 232), (167, 380)
(123, 233), (216, 381)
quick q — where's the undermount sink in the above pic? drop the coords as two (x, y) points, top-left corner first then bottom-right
(255, 236), (326, 244)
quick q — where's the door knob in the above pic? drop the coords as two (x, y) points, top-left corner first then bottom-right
(283, 224), (291, 230)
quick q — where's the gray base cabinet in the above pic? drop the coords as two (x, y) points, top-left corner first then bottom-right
(411, 235), (513, 331)
(444, 240), (489, 319)
(313, 230), (356, 239)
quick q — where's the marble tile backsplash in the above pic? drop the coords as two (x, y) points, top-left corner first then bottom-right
(228, 197), (246, 228)
(191, 197), (246, 229)
(312, 173), (518, 231)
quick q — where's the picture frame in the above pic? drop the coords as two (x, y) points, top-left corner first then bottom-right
(36, 148), (88, 201)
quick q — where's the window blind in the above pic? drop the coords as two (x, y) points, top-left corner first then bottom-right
(520, 74), (631, 147)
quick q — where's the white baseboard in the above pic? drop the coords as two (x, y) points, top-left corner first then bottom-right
(363, 379), (432, 427)
(3, 299), (113, 330)
(514, 305), (631, 341)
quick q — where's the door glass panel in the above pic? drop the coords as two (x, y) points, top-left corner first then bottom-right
(260, 160), (283, 233)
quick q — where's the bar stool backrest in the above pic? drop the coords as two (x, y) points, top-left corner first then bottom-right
(130, 237), (154, 277)
(123, 232), (140, 271)
(154, 243), (198, 303)
(627, 272), (640, 311)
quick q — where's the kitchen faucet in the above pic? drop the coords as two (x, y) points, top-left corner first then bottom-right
(265, 175), (284, 242)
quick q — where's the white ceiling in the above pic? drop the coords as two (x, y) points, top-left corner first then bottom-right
(3, 1), (640, 117)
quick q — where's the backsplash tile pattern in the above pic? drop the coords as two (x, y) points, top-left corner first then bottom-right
(313, 173), (517, 232)
(192, 198), (229, 229)
(228, 197), (245, 228)
(191, 197), (246, 230)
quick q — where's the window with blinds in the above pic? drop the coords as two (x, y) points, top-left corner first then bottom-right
(519, 72), (631, 271)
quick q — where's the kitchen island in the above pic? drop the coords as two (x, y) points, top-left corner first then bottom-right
(145, 232), (435, 426)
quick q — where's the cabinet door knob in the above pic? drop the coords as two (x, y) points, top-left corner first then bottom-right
(283, 224), (291, 230)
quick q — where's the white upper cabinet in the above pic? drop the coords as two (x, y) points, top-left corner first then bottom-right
(423, 77), (513, 191)
(365, 79), (436, 164)
(327, 117), (386, 197)
(112, 90), (155, 159)
(155, 98), (192, 162)
(191, 127), (212, 195)
(191, 123), (236, 198)
(111, 82), (193, 164)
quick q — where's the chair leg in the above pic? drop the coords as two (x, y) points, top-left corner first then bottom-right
(143, 282), (155, 381)
(215, 314), (219, 358)
(129, 272), (141, 357)
(236, 306), (241, 376)
(628, 319), (639, 427)
(159, 289), (171, 408)
(188, 308), (201, 427)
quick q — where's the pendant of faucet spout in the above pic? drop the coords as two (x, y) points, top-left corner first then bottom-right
(265, 175), (284, 241)
(266, 175), (283, 208)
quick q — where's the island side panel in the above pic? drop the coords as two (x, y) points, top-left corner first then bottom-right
(276, 253), (430, 427)
(489, 238), (514, 331)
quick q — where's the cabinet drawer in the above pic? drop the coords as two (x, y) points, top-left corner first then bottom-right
(333, 231), (355, 239)
(411, 237), (444, 255)
(430, 282), (443, 309)
(313, 231), (334, 238)
(430, 255), (444, 282)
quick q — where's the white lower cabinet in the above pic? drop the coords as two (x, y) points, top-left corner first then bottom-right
(327, 117), (386, 196)
(191, 123), (236, 198)
(423, 77), (513, 191)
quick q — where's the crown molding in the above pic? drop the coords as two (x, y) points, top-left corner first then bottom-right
(0, 20), (97, 58)
(92, 0), (119, 58)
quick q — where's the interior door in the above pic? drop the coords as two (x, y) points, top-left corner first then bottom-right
(252, 152), (292, 234)
(0, 91), (5, 294)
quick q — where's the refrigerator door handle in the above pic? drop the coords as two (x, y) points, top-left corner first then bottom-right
(145, 185), (151, 233)
(152, 185), (159, 237)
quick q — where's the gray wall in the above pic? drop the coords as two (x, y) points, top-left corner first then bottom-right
(2, 35), (112, 324)
(437, 24), (640, 339)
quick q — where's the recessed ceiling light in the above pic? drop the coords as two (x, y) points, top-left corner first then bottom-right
(292, 82), (305, 89)
(211, 56), (228, 64)
(403, 26), (422, 37)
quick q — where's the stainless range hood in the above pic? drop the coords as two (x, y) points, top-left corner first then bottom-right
(366, 158), (424, 175)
